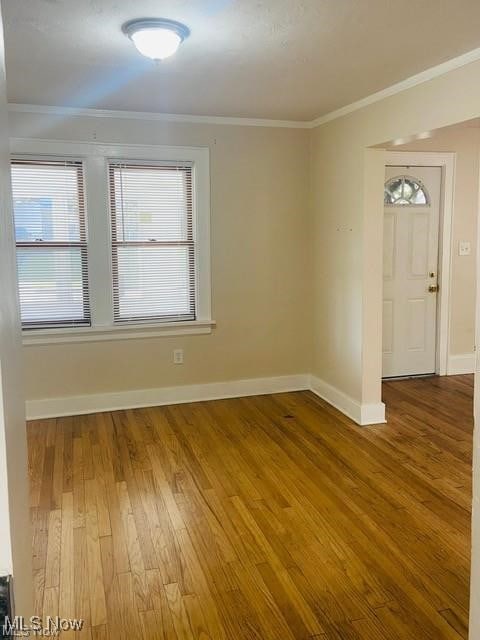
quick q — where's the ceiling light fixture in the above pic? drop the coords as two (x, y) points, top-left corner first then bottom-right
(122, 18), (190, 61)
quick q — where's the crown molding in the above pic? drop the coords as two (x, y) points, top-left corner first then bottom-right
(310, 46), (480, 127)
(9, 45), (480, 131)
(7, 102), (311, 129)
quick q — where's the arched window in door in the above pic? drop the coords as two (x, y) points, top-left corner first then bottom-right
(384, 175), (430, 206)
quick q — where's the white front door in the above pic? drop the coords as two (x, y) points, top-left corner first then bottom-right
(382, 165), (442, 378)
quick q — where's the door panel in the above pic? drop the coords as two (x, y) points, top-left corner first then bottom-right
(383, 213), (395, 279)
(407, 298), (426, 351)
(383, 300), (394, 354)
(410, 212), (429, 277)
(382, 165), (441, 378)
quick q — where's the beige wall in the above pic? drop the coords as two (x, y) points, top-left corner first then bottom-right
(11, 71), (480, 405)
(10, 62), (480, 407)
(391, 126), (480, 356)
(9, 112), (312, 400)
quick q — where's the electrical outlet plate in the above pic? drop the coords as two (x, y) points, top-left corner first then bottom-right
(173, 349), (184, 364)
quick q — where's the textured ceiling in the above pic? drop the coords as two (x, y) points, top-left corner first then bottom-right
(3, 0), (480, 121)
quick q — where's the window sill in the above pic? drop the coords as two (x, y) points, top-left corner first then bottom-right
(22, 320), (216, 346)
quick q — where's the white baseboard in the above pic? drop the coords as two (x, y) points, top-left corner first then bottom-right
(360, 402), (387, 425)
(310, 375), (386, 426)
(26, 372), (387, 427)
(447, 353), (475, 375)
(26, 374), (310, 420)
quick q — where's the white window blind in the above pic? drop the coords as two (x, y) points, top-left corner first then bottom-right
(11, 159), (90, 329)
(108, 161), (196, 323)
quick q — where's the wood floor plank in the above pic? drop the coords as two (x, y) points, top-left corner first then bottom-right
(28, 421), (47, 508)
(73, 526), (91, 631)
(85, 478), (107, 626)
(28, 375), (472, 639)
(52, 420), (65, 510)
(59, 492), (74, 622)
(44, 509), (62, 588)
(164, 582), (193, 640)
(72, 429), (85, 529)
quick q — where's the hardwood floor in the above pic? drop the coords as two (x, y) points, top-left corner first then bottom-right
(27, 374), (473, 639)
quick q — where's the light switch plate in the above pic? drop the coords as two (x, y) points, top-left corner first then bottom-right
(459, 241), (471, 256)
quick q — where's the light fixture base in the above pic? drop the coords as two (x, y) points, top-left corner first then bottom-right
(122, 18), (190, 43)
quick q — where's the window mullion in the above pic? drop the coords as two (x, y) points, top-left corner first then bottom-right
(84, 155), (114, 327)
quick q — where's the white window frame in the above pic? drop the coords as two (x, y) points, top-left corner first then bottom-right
(10, 138), (213, 345)
(11, 155), (91, 329)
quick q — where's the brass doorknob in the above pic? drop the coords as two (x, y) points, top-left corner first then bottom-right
(428, 284), (439, 293)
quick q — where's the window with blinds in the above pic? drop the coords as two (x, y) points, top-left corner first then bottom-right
(11, 159), (90, 328)
(108, 161), (196, 323)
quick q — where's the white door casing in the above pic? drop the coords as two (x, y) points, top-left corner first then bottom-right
(383, 166), (442, 378)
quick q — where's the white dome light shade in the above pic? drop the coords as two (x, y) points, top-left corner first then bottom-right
(131, 28), (181, 60)
(122, 19), (190, 61)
